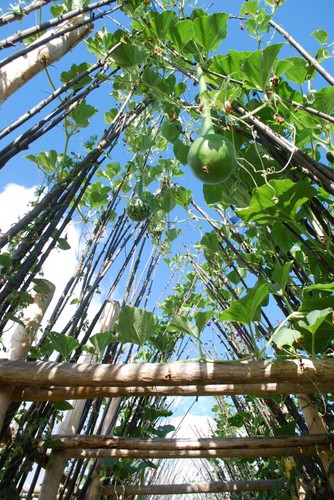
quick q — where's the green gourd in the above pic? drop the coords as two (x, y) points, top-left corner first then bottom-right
(187, 65), (236, 185)
(126, 177), (152, 222)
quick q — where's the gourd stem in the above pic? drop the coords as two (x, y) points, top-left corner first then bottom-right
(135, 176), (143, 197)
(196, 65), (215, 136)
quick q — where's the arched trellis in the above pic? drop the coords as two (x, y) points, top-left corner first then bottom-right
(0, 1), (334, 498)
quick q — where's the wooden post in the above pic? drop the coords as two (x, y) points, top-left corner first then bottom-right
(0, 15), (93, 104)
(299, 394), (334, 491)
(38, 301), (120, 500)
(0, 280), (55, 431)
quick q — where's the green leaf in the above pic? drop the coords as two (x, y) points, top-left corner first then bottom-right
(161, 122), (180, 143)
(283, 57), (316, 84)
(0, 252), (11, 267)
(104, 108), (118, 124)
(312, 29), (328, 44)
(114, 306), (159, 346)
(312, 87), (334, 116)
(165, 228), (181, 242)
(144, 11), (177, 39)
(270, 222), (297, 255)
(173, 140), (189, 165)
(25, 150), (58, 173)
(57, 237), (71, 251)
(89, 331), (117, 355)
(237, 180), (317, 224)
(158, 189), (176, 212)
(48, 332), (79, 360)
(70, 101), (97, 128)
(167, 20), (194, 53)
(111, 43), (147, 69)
(272, 262), (293, 294)
(242, 44), (284, 89)
(168, 316), (199, 339)
(173, 186), (192, 207)
(53, 401), (74, 411)
(271, 327), (302, 348)
(299, 308), (333, 335)
(153, 424), (175, 438)
(194, 310), (213, 333)
(60, 62), (92, 91)
(193, 13), (229, 52)
(32, 279), (52, 295)
(273, 421), (296, 437)
(220, 279), (271, 324)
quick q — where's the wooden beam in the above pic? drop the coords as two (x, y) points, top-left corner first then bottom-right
(44, 434), (332, 450)
(0, 358), (333, 387)
(53, 446), (324, 459)
(101, 479), (287, 495)
(12, 381), (334, 401)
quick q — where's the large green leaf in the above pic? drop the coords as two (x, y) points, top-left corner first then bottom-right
(114, 306), (159, 346)
(193, 13), (229, 52)
(220, 279), (271, 325)
(167, 20), (194, 52)
(241, 44), (284, 89)
(297, 308), (334, 355)
(144, 11), (177, 39)
(89, 331), (117, 356)
(283, 56), (316, 84)
(48, 333), (79, 361)
(111, 43), (147, 69)
(237, 180), (317, 224)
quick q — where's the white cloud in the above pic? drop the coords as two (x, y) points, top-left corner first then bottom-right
(0, 183), (36, 232)
(0, 183), (102, 349)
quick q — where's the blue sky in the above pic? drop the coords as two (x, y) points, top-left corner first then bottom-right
(0, 0), (333, 191)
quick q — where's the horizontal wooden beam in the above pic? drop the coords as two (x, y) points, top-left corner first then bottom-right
(12, 381), (334, 401)
(0, 358), (333, 387)
(53, 446), (323, 459)
(101, 479), (287, 495)
(45, 433), (332, 450)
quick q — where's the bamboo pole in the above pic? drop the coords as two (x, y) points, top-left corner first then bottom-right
(42, 434), (332, 450)
(0, 280), (55, 432)
(53, 446), (324, 459)
(0, 15), (93, 104)
(1, 358), (333, 387)
(38, 301), (120, 500)
(12, 382), (334, 401)
(101, 479), (287, 495)
(299, 394), (334, 491)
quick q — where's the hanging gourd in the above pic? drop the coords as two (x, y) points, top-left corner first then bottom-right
(126, 176), (152, 222)
(187, 65), (236, 185)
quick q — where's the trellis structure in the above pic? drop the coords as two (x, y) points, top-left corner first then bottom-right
(0, 0), (334, 498)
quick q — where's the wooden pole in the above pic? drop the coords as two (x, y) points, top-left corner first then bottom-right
(299, 394), (334, 491)
(0, 15), (93, 104)
(1, 358), (333, 387)
(53, 446), (324, 459)
(0, 280), (55, 432)
(38, 301), (120, 500)
(101, 479), (287, 495)
(12, 382), (334, 401)
(42, 434), (332, 450)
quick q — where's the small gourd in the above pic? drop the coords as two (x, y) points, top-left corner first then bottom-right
(187, 65), (236, 185)
(126, 178), (152, 222)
